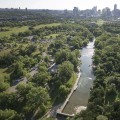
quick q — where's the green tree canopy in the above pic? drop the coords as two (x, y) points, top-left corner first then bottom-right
(58, 61), (74, 83)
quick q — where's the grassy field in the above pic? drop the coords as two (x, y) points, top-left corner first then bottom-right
(0, 23), (61, 38)
(45, 33), (59, 39)
(0, 26), (29, 38)
(66, 72), (77, 87)
(34, 23), (61, 29)
(97, 19), (105, 26)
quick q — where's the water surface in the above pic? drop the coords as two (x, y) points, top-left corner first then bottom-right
(63, 41), (95, 114)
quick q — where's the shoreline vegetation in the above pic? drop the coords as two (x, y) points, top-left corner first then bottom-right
(41, 71), (80, 119)
(42, 39), (95, 119)
(0, 6), (120, 120)
(71, 21), (120, 120)
(57, 72), (81, 116)
(0, 12), (101, 119)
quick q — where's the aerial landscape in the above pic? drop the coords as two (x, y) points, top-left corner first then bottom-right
(0, 0), (120, 120)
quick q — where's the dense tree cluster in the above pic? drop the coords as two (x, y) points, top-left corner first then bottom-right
(72, 22), (120, 120)
(0, 17), (94, 119)
(103, 22), (120, 34)
(0, 10), (60, 27)
(0, 83), (50, 119)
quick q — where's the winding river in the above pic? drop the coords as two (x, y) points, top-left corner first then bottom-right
(62, 40), (95, 114)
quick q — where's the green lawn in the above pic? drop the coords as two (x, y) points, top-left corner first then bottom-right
(97, 19), (105, 26)
(34, 23), (61, 29)
(0, 23), (61, 38)
(45, 33), (59, 39)
(66, 72), (77, 87)
(0, 26), (29, 38)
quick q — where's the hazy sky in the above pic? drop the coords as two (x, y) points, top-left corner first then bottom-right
(0, 0), (120, 10)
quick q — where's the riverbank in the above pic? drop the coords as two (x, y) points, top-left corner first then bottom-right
(40, 41), (95, 119)
(57, 71), (81, 117)
(38, 68), (80, 120)
(61, 40), (95, 115)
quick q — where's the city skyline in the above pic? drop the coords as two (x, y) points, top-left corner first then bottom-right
(0, 0), (120, 10)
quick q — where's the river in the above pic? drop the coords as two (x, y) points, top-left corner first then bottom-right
(62, 40), (95, 114)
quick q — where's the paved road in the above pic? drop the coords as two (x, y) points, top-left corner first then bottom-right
(39, 104), (62, 120)
(6, 63), (55, 93)
(6, 67), (38, 93)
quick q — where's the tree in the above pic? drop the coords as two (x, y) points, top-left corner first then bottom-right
(0, 81), (9, 92)
(55, 50), (70, 64)
(38, 65), (47, 72)
(11, 61), (26, 79)
(0, 109), (22, 120)
(93, 28), (102, 37)
(68, 51), (79, 70)
(16, 83), (33, 101)
(59, 85), (70, 97)
(111, 99), (120, 120)
(31, 72), (51, 86)
(58, 61), (74, 82)
(95, 68), (105, 78)
(106, 84), (117, 104)
(0, 92), (20, 112)
(26, 87), (50, 108)
(26, 44), (37, 55)
(82, 39), (89, 47)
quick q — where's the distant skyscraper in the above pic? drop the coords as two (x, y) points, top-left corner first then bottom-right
(25, 8), (28, 11)
(92, 6), (97, 15)
(64, 9), (68, 14)
(64, 9), (69, 17)
(73, 7), (79, 17)
(113, 4), (119, 19)
(98, 9), (101, 15)
(114, 4), (117, 11)
(102, 7), (112, 19)
(92, 6), (97, 12)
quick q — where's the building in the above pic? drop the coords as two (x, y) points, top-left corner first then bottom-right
(92, 6), (97, 14)
(113, 4), (120, 19)
(98, 9), (101, 15)
(102, 7), (112, 19)
(114, 4), (117, 11)
(73, 7), (79, 17)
